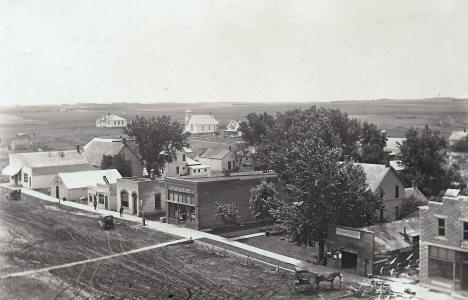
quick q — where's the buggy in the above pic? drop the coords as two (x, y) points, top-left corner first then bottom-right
(6, 189), (21, 201)
(98, 215), (114, 230)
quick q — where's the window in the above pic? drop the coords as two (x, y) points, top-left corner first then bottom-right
(438, 218), (445, 236)
(89, 194), (93, 202)
(182, 154), (185, 161)
(98, 194), (104, 204)
(155, 193), (161, 209)
(198, 169), (200, 173)
(121, 190), (129, 207)
(395, 185), (399, 198)
(24, 173), (28, 183)
(176, 166), (179, 174)
(167, 191), (171, 200)
(464, 222), (468, 240)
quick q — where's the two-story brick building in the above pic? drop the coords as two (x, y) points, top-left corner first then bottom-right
(419, 194), (468, 296)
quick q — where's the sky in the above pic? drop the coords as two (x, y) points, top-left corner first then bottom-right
(1, 0), (468, 106)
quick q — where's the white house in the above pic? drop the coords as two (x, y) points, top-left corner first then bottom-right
(161, 148), (211, 177)
(355, 163), (407, 221)
(52, 169), (121, 206)
(224, 120), (242, 136)
(449, 130), (468, 146)
(96, 113), (127, 128)
(196, 148), (236, 172)
(183, 109), (219, 134)
(1, 149), (95, 193)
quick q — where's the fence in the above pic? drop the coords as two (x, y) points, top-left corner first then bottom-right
(193, 239), (295, 274)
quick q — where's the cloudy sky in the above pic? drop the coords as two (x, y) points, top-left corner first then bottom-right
(1, 1), (467, 106)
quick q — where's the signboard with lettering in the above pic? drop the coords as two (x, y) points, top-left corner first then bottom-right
(336, 227), (361, 239)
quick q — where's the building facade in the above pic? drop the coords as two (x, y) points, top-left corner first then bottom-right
(183, 109), (219, 134)
(419, 195), (468, 295)
(197, 148), (236, 172)
(165, 172), (279, 230)
(116, 178), (166, 217)
(1, 150), (95, 192)
(96, 113), (127, 128)
(87, 182), (118, 211)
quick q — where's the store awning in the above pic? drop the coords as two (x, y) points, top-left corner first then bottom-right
(1, 165), (21, 177)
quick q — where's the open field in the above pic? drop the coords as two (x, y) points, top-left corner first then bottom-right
(0, 192), (363, 299)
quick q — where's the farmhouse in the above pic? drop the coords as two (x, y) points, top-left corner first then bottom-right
(356, 163), (407, 221)
(326, 217), (419, 277)
(116, 177), (166, 217)
(52, 169), (121, 204)
(419, 194), (468, 294)
(449, 130), (468, 147)
(160, 148), (210, 177)
(165, 171), (280, 230)
(183, 109), (219, 134)
(196, 148), (236, 172)
(9, 133), (32, 151)
(96, 113), (127, 128)
(224, 120), (242, 136)
(1, 150), (95, 193)
(83, 137), (143, 177)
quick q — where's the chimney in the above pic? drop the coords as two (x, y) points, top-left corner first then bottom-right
(76, 144), (80, 153)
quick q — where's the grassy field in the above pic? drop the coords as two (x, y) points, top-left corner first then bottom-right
(0, 98), (467, 171)
(0, 192), (364, 299)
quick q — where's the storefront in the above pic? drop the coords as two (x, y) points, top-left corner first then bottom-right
(427, 245), (468, 291)
(166, 183), (198, 229)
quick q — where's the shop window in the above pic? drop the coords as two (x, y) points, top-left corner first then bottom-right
(121, 190), (129, 207)
(24, 173), (28, 183)
(464, 222), (468, 240)
(155, 193), (161, 209)
(438, 218), (445, 236)
(429, 258), (453, 279)
(98, 194), (104, 204)
(167, 191), (171, 200)
(168, 203), (176, 218)
(395, 185), (399, 198)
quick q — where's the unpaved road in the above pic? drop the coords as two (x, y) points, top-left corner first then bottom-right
(0, 194), (363, 299)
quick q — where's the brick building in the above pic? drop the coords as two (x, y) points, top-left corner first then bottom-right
(419, 194), (468, 295)
(165, 172), (279, 230)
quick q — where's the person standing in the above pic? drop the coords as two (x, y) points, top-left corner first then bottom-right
(94, 199), (97, 210)
(119, 206), (124, 217)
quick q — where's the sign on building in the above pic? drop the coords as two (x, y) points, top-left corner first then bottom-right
(336, 227), (361, 239)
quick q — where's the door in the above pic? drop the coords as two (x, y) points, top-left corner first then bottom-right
(228, 161), (232, 170)
(342, 251), (358, 269)
(55, 186), (59, 199)
(132, 193), (137, 214)
(105, 196), (108, 210)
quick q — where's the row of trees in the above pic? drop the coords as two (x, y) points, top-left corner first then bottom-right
(239, 107), (388, 164)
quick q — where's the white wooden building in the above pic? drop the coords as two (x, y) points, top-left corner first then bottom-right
(96, 113), (127, 128)
(183, 109), (219, 134)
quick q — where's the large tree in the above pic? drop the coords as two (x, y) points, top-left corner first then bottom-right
(239, 112), (275, 146)
(257, 107), (383, 263)
(249, 181), (280, 220)
(124, 115), (189, 177)
(101, 154), (133, 177)
(398, 125), (466, 196)
(359, 122), (388, 164)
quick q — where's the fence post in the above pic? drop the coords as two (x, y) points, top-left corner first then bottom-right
(211, 245), (214, 254)
(277, 266), (280, 274)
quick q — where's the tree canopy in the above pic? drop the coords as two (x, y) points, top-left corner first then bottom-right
(101, 154), (133, 177)
(249, 181), (280, 220)
(359, 122), (388, 164)
(256, 107), (383, 262)
(215, 201), (240, 226)
(239, 112), (275, 146)
(397, 125), (466, 196)
(123, 115), (189, 177)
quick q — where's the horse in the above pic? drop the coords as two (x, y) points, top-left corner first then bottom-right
(315, 271), (342, 289)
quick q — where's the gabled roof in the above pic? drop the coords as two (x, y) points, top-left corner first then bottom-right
(13, 151), (89, 168)
(83, 138), (138, 166)
(384, 137), (406, 156)
(188, 114), (219, 125)
(354, 163), (404, 192)
(57, 169), (122, 189)
(34, 164), (96, 176)
(198, 148), (232, 160)
(224, 120), (240, 132)
(449, 131), (468, 141)
(99, 114), (126, 121)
